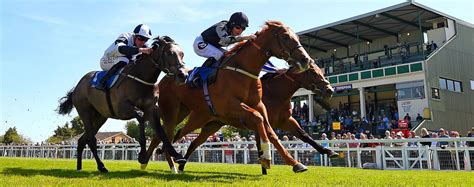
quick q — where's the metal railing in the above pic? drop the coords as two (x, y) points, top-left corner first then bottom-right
(1, 138), (473, 171)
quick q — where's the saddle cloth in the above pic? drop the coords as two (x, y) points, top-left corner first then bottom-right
(90, 68), (124, 89)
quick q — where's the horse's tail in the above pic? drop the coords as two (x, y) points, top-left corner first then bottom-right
(57, 88), (75, 115)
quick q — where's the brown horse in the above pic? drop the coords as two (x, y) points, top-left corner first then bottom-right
(57, 36), (187, 173)
(150, 63), (334, 174)
(172, 63), (337, 172)
(143, 21), (314, 173)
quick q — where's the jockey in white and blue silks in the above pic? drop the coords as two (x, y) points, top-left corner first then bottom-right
(97, 24), (153, 90)
(192, 12), (277, 73)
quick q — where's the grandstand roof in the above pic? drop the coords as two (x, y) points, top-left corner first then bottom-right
(297, 1), (474, 53)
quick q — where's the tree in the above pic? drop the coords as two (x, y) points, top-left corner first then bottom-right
(46, 116), (85, 144)
(125, 120), (140, 140)
(3, 127), (21, 144)
(2, 127), (31, 144)
(125, 120), (156, 140)
(70, 116), (84, 135)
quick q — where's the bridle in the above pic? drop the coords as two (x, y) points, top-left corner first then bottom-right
(150, 40), (184, 77)
(250, 27), (304, 63)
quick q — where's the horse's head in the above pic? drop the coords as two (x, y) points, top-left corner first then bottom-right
(285, 62), (333, 99)
(151, 36), (187, 83)
(256, 21), (313, 74)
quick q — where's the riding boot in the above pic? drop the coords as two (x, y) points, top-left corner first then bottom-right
(202, 57), (217, 67)
(97, 61), (127, 90)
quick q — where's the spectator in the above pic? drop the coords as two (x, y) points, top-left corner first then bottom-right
(223, 142), (233, 163)
(407, 131), (417, 147)
(384, 44), (391, 59)
(404, 113), (411, 122)
(466, 127), (474, 147)
(359, 133), (369, 148)
(420, 128), (431, 147)
(353, 53), (359, 66)
(426, 42), (432, 54)
(437, 128), (450, 148)
(431, 132), (439, 147)
(348, 134), (359, 148)
(320, 133), (329, 148)
(404, 113), (412, 128)
(416, 113), (423, 122)
(449, 131), (462, 147)
(384, 130), (393, 147)
(394, 132), (407, 147)
(431, 41), (438, 51)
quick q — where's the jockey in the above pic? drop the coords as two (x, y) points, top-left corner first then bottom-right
(97, 24), (154, 90)
(193, 12), (278, 73)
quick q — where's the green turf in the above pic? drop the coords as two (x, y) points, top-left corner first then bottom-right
(0, 157), (472, 186)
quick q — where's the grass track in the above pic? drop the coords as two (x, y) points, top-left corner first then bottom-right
(1, 158), (472, 186)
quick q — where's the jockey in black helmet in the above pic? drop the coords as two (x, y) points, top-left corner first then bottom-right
(193, 12), (278, 73)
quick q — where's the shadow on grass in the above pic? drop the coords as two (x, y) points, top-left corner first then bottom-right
(2, 167), (262, 183)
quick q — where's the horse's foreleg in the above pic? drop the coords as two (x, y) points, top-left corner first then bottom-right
(255, 102), (306, 173)
(285, 117), (338, 158)
(136, 116), (149, 166)
(234, 102), (270, 168)
(254, 132), (267, 175)
(147, 105), (185, 164)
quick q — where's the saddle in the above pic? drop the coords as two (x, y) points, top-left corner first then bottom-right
(90, 68), (124, 89)
(185, 59), (219, 88)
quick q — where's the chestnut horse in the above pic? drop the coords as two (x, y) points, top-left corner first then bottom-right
(150, 63), (335, 174)
(57, 36), (187, 173)
(170, 64), (337, 172)
(143, 21), (315, 173)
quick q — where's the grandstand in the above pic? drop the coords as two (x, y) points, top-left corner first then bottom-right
(291, 0), (474, 135)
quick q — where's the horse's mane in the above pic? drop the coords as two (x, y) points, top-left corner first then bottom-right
(225, 41), (248, 56)
(151, 35), (176, 47)
(260, 72), (278, 81)
(225, 20), (286, 57)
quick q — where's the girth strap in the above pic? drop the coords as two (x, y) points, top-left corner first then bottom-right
(202, 79), (217, 116)
(223, 66), (258, 80)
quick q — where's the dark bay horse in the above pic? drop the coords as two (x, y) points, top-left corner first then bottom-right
(57, 36), (187, 173)
(143, 21), (314, 173)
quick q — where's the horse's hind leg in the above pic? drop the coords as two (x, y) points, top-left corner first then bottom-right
(76, 133), (87, 171)
(178, 121), (223, 172)
(228, 101), (271, 168)
(87, 115), (108, 173)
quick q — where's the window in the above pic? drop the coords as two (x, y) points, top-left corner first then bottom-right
(454, 81), (462, 92)
(439, 77), (463, 93)
(471, 80), (474, 90)
(439, 78), (447, 90)
(397, 86), (424, 100)
(447, 80), (454, 91)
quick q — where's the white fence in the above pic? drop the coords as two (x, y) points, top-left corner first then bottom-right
(1, 138), (473, 171)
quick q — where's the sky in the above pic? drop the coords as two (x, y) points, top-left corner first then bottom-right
(1, 0), (473, 143)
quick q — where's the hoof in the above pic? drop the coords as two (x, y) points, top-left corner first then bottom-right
(328, 150), (339, 158)
(292, 163), (308, 173)
(178, 163), (185, 172)
(99, 167), (109, 173)
(260, 159), (271, 169)
(140, 164), (148, 170)
(175, 158), (187, 165)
